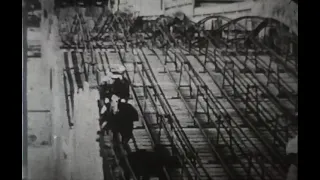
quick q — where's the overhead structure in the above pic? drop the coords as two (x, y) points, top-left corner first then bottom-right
(58, 6), (297, 180)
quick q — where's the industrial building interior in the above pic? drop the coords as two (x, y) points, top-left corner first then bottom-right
(22, 0), (298, 180)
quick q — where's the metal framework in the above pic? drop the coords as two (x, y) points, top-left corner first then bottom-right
(129, 14), (297, 179)
(111, 15), (206, 180)
(162, 15), (297, 124)
(59, 9), (298, 180)
(158, 46), (287, 179)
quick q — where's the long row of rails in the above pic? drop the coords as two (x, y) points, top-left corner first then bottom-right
(60, 11), (297, 180)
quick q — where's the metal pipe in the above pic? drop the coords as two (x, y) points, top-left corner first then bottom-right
(147, 48), (240, 179)
(152, 22), (288, 177)
(164, 48), (271, 179)
(109, 18), (198, 179)
(181, 47), (287, 177)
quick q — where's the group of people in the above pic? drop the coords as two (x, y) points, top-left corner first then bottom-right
(95, 64), (298, 180)
(98, 64), (130, 105)
(96, 64), (132, 142)
(96, 64), (182, 180)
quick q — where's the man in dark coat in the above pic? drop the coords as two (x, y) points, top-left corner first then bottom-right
(109, 64), (130, 103)
(98, 64), (130, 105)
(112, 77), (130, 102)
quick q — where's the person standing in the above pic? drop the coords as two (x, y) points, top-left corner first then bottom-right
(110, 65), (130, 103)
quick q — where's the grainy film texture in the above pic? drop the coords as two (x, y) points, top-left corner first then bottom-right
(24, 0), (298, 180)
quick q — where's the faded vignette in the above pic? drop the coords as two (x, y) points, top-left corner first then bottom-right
(21, 1), (298, 180)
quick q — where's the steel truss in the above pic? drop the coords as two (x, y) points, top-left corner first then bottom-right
(194, 17), (297, 128)
(70, 14), (199, 180)
(117, 14), (291, 179)
(146, 46), (280, 180)
(60, 10), (297, 180)
(152, 15), (297, 131)
(124, 15), (297, 179)
(59, 12), (136, 180)
(159, 45), (287, 179)
(115, 15), (246, 179)
(110, 15), (208, 180)
(60, 10), (93, 50)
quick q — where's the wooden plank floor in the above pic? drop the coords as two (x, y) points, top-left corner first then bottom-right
(60, 43), (292, 179)
(141, 47), (288, 180)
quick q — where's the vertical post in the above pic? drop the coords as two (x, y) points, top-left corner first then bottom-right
(117, 0), (120, 11)
(162, 0), (165, 14)
(201, 39), (209, 73)
(204, 88), (210, 123)
(192, 0), (195, 16)
(22, 0), (28, 179)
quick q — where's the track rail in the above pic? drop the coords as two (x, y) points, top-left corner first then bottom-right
(128, 15), (296, 179)
(59, 9), (297, 180)
(115, 13), (290, 180)
(110, 17), (205, 180)
(157, 21), (291, 170)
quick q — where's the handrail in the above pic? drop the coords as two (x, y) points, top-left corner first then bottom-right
(167, 15), (298, 80)
(118, 12), (282, 179)
(175, 47), (288, 176)
(153, 25), (287, 177)
(108, 27), (188, 180)
(108, 17), (201, 178)
(138, 49), (212, 179)
(119, 16), (211, 179)
(116, 15), (217, 179)
(202, 20), (298, 79)
(167, 47), (281, 179)
(151, 23), (276, 179)
(145, 47), (240, 180)
(180, 22), (298, 133)
(206, 48), (296, 135)
(206, 48), (295, 141)
(166, 19), (297, 133)
(91, 12), (296, 179)
(81, 13), (138, 180)
(207, 33), (297, 94)
(134, 50), (202, 179)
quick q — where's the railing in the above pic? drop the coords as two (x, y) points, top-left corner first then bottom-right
(110, 17), (200, 179)
(59, 10), (297, 180)
(139, 16), (295, 179)
(110, 12), (292, 179)
(144, 47), (241, 179)
(166, 15), (297, 132)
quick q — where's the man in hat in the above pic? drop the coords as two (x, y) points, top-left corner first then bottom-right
(98, 71), (114, 113)
(96, 64), (130, 142)
(109, 64), (130, 103)
(97, 64), (130, 114)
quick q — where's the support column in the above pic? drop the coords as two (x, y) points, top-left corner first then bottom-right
(22, 0), (28, 179)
